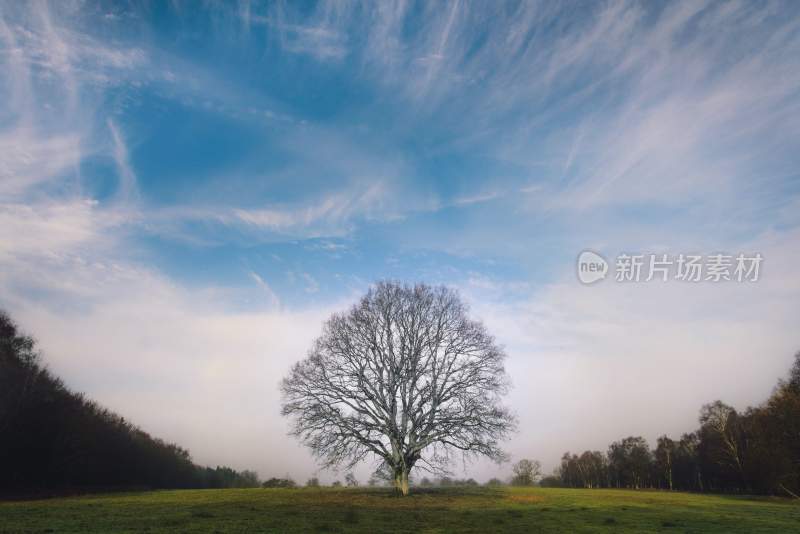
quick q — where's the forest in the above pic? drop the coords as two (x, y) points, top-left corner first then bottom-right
(544, 353), (800, 497)
(0, 311), (258, 495)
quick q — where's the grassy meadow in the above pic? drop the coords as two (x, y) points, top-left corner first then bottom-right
(1, 487), (798, 533)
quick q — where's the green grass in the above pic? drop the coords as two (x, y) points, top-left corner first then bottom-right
(1, 487), (798, 533)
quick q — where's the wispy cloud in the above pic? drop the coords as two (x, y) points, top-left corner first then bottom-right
(0, 129), (82, 197)
(249, 271), (281, 309)
(301, 272), (319, 294)
(233, 182), (389, 236)
(451, 190), (501, 207)
(244, 1), (350, 62)
(0, 1), (147, 201)
(107, 119), (139, 203)
(0, 200), (100, 260)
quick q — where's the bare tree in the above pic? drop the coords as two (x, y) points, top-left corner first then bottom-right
(655, 436), (676, 490)
(699, 400), (747, 484)
(511, 459), (542, 486)
(281, 281), (516, 495)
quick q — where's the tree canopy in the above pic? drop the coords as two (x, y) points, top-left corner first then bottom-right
(281, 281), (516, 495)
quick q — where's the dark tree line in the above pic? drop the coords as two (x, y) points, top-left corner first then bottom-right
(543, 352), (800, 497)
(0, 311), (259, 494)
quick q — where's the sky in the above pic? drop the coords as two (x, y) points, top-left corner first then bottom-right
(1, 0), (800, 483)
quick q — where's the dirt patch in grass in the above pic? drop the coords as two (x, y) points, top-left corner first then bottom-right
(507, 494), (544, 504)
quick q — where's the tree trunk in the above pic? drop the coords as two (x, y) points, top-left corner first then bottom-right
(393, 467), (410, 496)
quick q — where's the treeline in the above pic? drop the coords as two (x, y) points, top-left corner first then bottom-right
(542, 352), (800, 497)
(0, 311), (259, 494)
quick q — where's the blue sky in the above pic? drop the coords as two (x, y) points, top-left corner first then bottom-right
(2, 1), (800, 481)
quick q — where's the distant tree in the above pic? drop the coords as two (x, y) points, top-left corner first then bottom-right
(725, 352), (800, 497)
(583, 451), (608, 488)
(331, 480), (342, 487)
(486, 477), (504, 486)
(560, 451), (607, 488)
(281, 282), (516, 495)
(369, 463), (394, 485)
(761, 352), (800, 497)
(699, 401), (747, 488)
(608, 437), (651, 489)
(262, 477), (296, 488)
(789, 352), (800, 391)
(236, 470), (261, 488)
(674, 433), (702, 491)
(559, 453), (577, 487)
(305, 477), (320, 488)
(511, 459), (542, 486)
(418, 477), (433, 487)
(655, 436), (677, 490)
(345, 472), (359, 487)
(0, 312), (40, 437)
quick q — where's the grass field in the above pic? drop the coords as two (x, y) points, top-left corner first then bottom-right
(1, 487), (798, 533)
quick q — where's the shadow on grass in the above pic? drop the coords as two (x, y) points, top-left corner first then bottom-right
(713, 493), (800, 505)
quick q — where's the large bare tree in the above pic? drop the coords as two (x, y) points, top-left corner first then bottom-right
(281, 281), (516, 495)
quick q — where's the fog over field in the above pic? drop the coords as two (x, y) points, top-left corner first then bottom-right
(1, 1), (799, 483)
